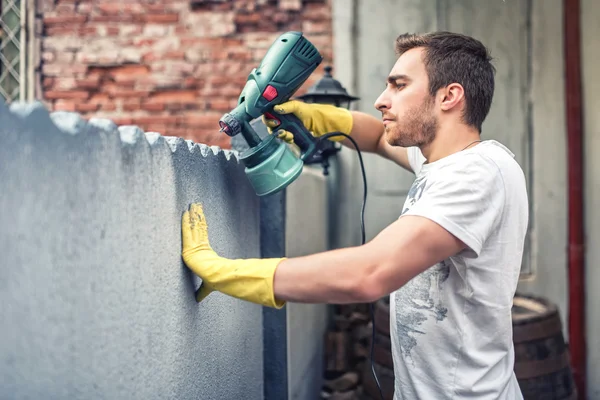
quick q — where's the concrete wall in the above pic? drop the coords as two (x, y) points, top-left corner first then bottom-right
(0, 101), (278, 399)
(582, 0), (600, 396)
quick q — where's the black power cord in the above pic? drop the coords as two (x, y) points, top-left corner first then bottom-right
(316, 132), (385, 400)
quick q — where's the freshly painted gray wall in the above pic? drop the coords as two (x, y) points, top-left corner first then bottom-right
(0, 101), (268, 400)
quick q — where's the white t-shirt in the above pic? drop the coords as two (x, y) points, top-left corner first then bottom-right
(389, 140), (528, 400)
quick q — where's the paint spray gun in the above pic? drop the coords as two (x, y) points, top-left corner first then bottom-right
(218, 31), (326, 196)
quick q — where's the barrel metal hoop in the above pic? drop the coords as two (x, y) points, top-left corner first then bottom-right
(514, 351), (571, 379)
(512, 314), (563, 343)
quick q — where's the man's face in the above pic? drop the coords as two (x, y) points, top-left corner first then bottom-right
(374, 47), (438, 148)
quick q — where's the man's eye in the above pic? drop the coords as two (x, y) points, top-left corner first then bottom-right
(396, 83), (406, 89)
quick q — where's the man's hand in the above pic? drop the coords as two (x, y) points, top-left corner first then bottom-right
(263, 100), (353, 144)
(181, 203), (218, 302)
(181, 203), (286, 308)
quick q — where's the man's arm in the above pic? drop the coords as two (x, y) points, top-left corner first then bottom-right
(272, 215), (465, 304)
(341, 111), (412, 172)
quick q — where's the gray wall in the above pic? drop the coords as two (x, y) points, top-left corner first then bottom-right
(0, 101), (271, 400)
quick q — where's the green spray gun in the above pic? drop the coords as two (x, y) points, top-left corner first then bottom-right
(218, 31), (325, 196)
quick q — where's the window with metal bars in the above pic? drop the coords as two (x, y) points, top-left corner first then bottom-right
(0, 0), (23, 102)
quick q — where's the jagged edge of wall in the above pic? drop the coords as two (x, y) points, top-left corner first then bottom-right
(1, 101), (240, 163)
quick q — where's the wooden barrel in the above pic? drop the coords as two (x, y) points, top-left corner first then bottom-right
(512, 293), (577, 400)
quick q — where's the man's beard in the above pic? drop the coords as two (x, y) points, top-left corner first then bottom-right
(385, 97), (437, 148)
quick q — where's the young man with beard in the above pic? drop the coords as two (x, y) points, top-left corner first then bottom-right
(182, 31), (528, 399)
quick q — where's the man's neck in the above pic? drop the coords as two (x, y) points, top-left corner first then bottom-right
(420, 124), (481, 164)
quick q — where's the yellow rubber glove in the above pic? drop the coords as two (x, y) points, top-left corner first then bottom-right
(263, 100), (353, 144)
(181, 203), (286, 308)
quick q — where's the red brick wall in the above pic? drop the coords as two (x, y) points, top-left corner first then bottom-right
(39, 0), (333, 148)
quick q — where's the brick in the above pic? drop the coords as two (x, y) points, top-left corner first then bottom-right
(89, 14), (135, 23)
(43, 37), (82, 52)
(141, 14), (180, 23)
(145, 3), (180, 13)
(183, 12), (235, 37)
(54, 3), (76, 13)
(234, 13), (261, 25)
(43, 15), (87, 25)
(100, 103), (118, 112)
(303, 3), (332, 21)
(75, 103), (101, 112)
(45, 90), (89, 100)
(53, 78), (78, 90)
(42, 77), (55, 89)
(302, 20), (330, 34)
(76, 2), (93, 13)
(182, 77), (205, 89)
(243, 32), (279, 49)
(119, 25), (143, 37)
(112, 117), (134, 126)
(42, 51), (55, 62)
(122, 102), (142, 112)
(228, 49), (252, 61)
(132, 116), (180, 125)
(104, 85), (150, 98)
(45, 26), (96, 36)
(97, 25), (120, 37)
(143, 24), (170, 37)
(100, 65), (150, 79)
(77, 77), (102, 89)
(272, 11), (291, 25)
(147, 90), (198, 103)
(88, 93), (112, 104)
(141, 103), (166, 112)
(208, 99), (236, 112)
(184, 113), (221, 128)
(96, 3), (145, 15)
(54, 99), (77, 111)
(170, 62), (196, 76)
(278, 0), (302, 11)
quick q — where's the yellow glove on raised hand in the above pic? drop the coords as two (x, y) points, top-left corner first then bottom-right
(181, 203), (286, 308)
(263, 100), (353, 144)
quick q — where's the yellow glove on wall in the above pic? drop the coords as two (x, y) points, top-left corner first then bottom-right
(181, 203), (286, 309)
(263, 100), (353, 144)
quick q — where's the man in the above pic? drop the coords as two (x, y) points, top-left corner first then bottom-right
(182, 31), (528, 399)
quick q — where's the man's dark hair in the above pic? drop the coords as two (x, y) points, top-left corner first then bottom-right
(395, 31), (495, 132)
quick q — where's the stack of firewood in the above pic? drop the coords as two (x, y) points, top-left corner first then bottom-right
(320, 297), (394, 400)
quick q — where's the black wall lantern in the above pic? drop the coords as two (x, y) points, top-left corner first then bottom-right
(296, 66), (360, 109)
(296, 66), (360, 174)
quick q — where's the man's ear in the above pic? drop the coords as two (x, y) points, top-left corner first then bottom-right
(439, 83), (465, 111)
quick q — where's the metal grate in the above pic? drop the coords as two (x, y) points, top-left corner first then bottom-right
(0, 0), (22, 102)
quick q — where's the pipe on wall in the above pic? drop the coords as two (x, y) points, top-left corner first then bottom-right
(564, 0), (586, 397)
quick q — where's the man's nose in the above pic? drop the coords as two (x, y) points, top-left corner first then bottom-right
(374, 90), (390, 111)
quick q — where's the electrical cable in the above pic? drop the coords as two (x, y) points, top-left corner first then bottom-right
(316, 132), (385, 400)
